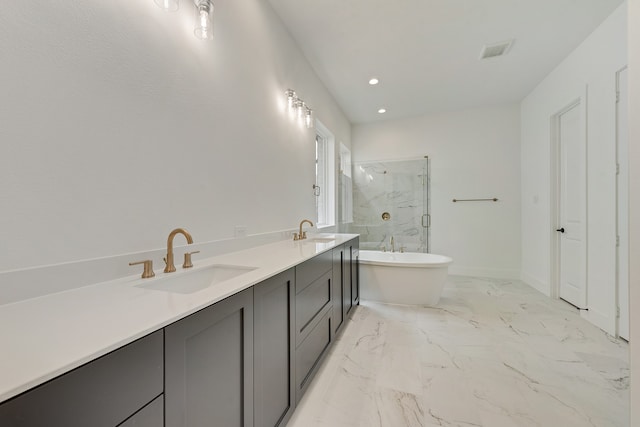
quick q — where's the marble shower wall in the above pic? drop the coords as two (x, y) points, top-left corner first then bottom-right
(345, 159), (430, 252)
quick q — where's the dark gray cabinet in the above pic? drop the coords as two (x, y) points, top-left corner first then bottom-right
(253, 269), (295, 427)
(333, 237), (359, 337)
(294, 251), (333, 402)
(164, 288), (254, 427)
(0, 236), (361, 427)
(0, 330), (163, 427)
(332, 243), (345, 335)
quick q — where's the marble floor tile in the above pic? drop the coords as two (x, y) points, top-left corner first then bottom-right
(286, 276), (629, 427)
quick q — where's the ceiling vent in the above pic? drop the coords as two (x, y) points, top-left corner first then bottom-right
(480, 40), (514, 60)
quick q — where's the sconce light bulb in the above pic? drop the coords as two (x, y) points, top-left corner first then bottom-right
(154, 0), (179, 11)
(286, 89), (297, 112)
(194, 0), (214, 40)
(305, 108), (313, 129)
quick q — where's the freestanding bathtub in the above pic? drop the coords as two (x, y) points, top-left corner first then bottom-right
(359, 250), (453, 306)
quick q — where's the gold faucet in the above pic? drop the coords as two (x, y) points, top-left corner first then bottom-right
(164, 228), (194, 273)
(294, 219), (314, 241)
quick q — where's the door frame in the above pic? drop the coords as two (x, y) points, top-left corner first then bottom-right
(550, 85), (588, 303)
(616, 65), (629, 339)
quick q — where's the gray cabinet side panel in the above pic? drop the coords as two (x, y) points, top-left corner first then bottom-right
(0, 330), (163, 427)
(332, 245), (344, 335)
(118, 395), (164, 427)
(165, 289), (254, 427)
(254, 269), (295, 427)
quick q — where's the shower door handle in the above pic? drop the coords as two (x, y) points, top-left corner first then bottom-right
(421, 214), (430, 228)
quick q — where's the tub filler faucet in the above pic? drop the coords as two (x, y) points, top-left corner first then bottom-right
(390, 236), (395, 253)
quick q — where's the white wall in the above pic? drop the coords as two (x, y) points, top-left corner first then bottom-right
(520, 4), (627, 334)
(352, 104), (521, 278)
(0, 0), (350, 272)
(628, 0), (639, 423)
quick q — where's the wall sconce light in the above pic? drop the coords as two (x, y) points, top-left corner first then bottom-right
(194, 0), (214, 40)
(285, 89), (297, 113)
(153, 0), (214, 41)
(285, 89), (314, 129)
(305, 107), (313, 129)
(296, 100), (306, 119)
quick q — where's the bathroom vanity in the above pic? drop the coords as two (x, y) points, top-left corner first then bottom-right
(0, 234), (359, 427)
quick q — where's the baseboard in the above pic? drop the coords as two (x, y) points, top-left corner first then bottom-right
(448, 266), (521, 280)
(520, 272), (551, 297)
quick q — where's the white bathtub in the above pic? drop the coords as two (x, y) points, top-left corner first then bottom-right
(359, 250), (453, 306)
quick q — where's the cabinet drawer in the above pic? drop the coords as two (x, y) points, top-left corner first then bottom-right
(0, 330), (163, 427)
(295, 271), (331, 343)
(295, 310), (331, 402)
(295, 250), (333, 293)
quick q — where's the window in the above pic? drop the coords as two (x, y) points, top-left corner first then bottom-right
(315, 121), (335, 228)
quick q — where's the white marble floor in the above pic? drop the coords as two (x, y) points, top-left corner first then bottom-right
(286, 276), (629, 427)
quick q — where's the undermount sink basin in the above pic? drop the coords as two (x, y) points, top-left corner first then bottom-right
(136, 264), (257, 294)
(302, 237), (336, 244)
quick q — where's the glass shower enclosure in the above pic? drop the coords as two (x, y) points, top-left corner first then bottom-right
(344, 157), (430, 253)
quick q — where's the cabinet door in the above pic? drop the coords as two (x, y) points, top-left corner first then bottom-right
(165, 289), (254, 427)
(351, 243), (360, 307)
(343, 243), (353, 316)
(253, 270), (295, 427)
(332, 244), (344, 335)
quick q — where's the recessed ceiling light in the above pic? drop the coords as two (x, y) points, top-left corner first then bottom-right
(369, 78), (379, 85)
(378, 108), (386, 114)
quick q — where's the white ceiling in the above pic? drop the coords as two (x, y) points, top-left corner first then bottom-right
(266, 0), (624, 124)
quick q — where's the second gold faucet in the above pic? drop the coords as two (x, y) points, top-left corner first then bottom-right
(164, 228), (194, 273)
(293, 219), (314, 241)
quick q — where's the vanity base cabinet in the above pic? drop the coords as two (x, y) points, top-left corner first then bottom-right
(253, 269), (295, 427)
(0, 330), (163, 427)
(0, 236), (361, 427)
(294, 252), (333, 403)
(164, 288), (254, 427)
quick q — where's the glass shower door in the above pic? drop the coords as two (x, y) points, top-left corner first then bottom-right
(346, 157), (430, 253)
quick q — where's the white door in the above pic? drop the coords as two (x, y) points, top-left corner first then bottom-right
(558, 102), (587, 309)
(617, 67), (629, 340)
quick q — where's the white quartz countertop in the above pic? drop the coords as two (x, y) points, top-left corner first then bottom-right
(0, 233), (358, 403)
